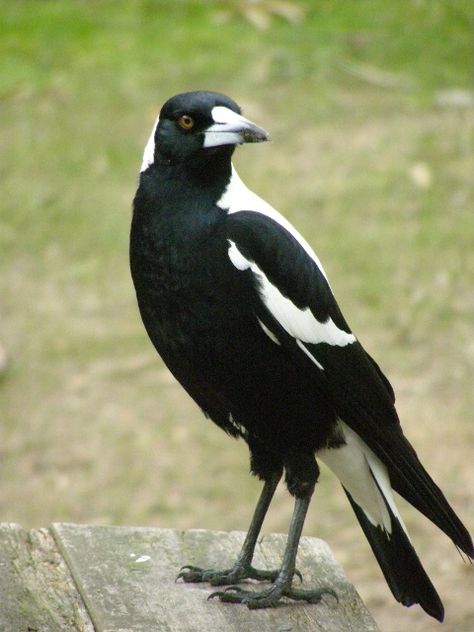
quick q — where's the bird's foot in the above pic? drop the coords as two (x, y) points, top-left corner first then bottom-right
(209, 582), (337, 609)
(177, 563), (293, 586)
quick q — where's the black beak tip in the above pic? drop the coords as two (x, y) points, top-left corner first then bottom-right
(242, 127), (270, 144)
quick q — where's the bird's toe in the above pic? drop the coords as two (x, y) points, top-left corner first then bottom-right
(208, 582), (337, 609)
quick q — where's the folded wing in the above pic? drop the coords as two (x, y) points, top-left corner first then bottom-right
(225, 207), (474, 595)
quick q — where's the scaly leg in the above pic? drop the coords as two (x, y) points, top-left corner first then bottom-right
(209, 473), (336, 607)
(177, 471), (282, 585)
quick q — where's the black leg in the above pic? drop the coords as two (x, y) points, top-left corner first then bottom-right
(229, 470), (282, 574)
(177, 470), (282, 585)
(209, 454), (337, 608)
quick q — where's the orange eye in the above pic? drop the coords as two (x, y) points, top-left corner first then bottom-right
(178, 114), (194, 130)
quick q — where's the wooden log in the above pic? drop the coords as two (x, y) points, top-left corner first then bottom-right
(0, 523), (94, 632)
(52, 524), (379, 632)
(0, 523), (379, 630)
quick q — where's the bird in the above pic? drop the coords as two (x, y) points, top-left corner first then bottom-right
(130, 90), (473, 620)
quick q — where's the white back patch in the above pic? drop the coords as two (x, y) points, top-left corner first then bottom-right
(218, 167), (330, 283)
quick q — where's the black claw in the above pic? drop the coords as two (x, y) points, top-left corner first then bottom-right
(176, 572), (189, 583)
(179, 564), (199, 572)
(224, 585), (243, 593)
(208, 585), (247, 603)
(208, 589), (233, 601)
(322, 587), (339, 603)
(176, 565), (208, 583)
(293, 569), (303, 584)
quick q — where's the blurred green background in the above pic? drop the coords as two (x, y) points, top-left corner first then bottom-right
(1, 1), (473, 629)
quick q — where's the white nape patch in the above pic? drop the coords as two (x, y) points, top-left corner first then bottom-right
(258, 318), (281, 345)
(227, 240), (355, 347)
(218, 167), (330, 283)
(140, 115), (160, 172)
(296, 340), (324, 370)
(318, 421), (410, 538)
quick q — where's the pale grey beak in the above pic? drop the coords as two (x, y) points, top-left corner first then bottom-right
(203, 106), (269, 148)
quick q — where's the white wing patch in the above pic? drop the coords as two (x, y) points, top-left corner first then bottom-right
(259, 273), (355, 346)
(258, 318), (281, 345)
(318, 421), (410, 537)
(219, 167), (330, 283)
(228, 239), (249, 270)
(228, 240), (355, 347)
(140, 115), (160, 172)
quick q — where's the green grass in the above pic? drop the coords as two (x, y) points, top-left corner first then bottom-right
(1, 2), (473, 630)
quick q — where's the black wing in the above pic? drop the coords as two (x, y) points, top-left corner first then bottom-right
(226, 209), (473, 558)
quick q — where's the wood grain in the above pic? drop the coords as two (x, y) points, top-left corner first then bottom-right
(52, 524), (379, 632)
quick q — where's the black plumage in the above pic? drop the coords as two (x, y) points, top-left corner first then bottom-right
(130, 91), (473, 619)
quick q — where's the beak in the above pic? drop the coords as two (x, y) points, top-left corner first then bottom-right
(203, 106), (269, 148)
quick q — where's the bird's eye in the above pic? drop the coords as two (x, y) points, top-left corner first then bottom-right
(178, 115), (194, 130)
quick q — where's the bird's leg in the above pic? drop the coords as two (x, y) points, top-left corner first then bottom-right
(177, 470), (282, 585)
(209, 455), (337, 608)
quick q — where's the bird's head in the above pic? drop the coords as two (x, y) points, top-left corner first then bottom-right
(140, 91), (269, 172)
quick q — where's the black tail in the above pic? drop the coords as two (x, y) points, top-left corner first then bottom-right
(344, 407), (474, 560)
(345, 487), (445, 622)
(385, 432), (474, 560)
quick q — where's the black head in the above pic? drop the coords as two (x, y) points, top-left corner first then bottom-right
(140, 91), (268, 171)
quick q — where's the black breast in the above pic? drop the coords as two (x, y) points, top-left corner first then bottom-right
(130, 168), (337, 454)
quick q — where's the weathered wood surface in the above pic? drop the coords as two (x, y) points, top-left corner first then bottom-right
(0, 523), (94, 632)
(0, 523), (379, 631)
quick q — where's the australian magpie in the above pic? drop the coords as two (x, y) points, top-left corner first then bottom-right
(130, 90), (473, 620)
